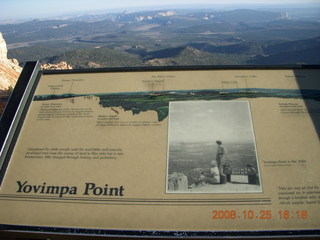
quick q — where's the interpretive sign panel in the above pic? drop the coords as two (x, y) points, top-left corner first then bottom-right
(0, 64), (319, 237)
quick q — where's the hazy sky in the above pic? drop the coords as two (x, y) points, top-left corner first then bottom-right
(168, 101), (256, 143)
(1, 0), (319, 20)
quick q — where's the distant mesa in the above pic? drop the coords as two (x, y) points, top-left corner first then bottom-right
(135, 11), (175, 22)
(52, 24), (69, 29)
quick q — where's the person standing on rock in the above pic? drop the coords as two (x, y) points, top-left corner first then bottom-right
(215, 140), (226, 174)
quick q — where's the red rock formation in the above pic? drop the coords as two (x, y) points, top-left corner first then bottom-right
(0, 32), (22, 116)
(0, 61), (21, 90)
(41, 61), (73, 70)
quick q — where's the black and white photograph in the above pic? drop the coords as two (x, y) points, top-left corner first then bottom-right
(166, 100), (262, 193)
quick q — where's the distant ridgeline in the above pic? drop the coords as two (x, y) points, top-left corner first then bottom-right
(33, 88), (320, 121)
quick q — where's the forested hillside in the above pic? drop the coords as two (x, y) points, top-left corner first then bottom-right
(1, 8), (319, 68)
